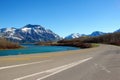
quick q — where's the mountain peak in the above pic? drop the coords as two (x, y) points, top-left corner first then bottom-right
(23, 24), (43, 28)
(114, 28), (120, 32)
(21, 24), (46, 33)
(89, 31), (105, 37)
(65, 33), (84, 40)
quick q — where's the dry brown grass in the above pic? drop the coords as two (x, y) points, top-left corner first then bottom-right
(0, 38), (21, 49)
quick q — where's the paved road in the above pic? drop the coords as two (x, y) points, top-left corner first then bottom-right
(0, 44), (120, 80)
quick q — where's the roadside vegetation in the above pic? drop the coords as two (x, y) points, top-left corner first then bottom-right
(57, 32), (120, 47)
(0, 38), (21, 49)
(82, 32), (120, 46)
(37, 32), (120, 48)
(37, 38), (94, 49)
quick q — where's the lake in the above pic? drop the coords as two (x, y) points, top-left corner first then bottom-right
(0, 44), (79, 56)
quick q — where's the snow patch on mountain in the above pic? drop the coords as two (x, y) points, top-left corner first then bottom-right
(21, 27), (31, 32)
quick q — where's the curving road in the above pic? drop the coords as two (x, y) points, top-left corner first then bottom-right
(0, 44), (120, 80)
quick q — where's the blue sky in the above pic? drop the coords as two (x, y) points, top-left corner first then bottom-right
(0, 0), (120, 37)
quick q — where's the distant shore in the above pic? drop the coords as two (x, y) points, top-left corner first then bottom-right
(36, 41), (99, 49)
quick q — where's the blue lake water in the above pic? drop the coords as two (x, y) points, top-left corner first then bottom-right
(0, 44), (79, 56)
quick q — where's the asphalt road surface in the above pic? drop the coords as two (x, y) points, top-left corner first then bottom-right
(0, 44), (120, 80)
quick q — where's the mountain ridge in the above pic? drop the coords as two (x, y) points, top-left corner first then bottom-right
(64, 28), (120, 40)
(1, 24), (120, 42)
(0, 24), (61, 43)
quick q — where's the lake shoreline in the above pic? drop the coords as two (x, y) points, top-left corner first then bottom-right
(0, 44), (101, 62)
(0, 44), (79, 57)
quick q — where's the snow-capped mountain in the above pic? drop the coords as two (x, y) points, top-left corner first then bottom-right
(64, 33), (85, 40)
(89, 31), (105, 37)
(0, 24), (61, 42)
(64, 31), (105, 40)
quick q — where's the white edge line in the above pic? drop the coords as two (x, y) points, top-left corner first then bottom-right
(14, 57), (92, 80)
(0, 60), (51, 70)
(36, 57), (92, 80)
